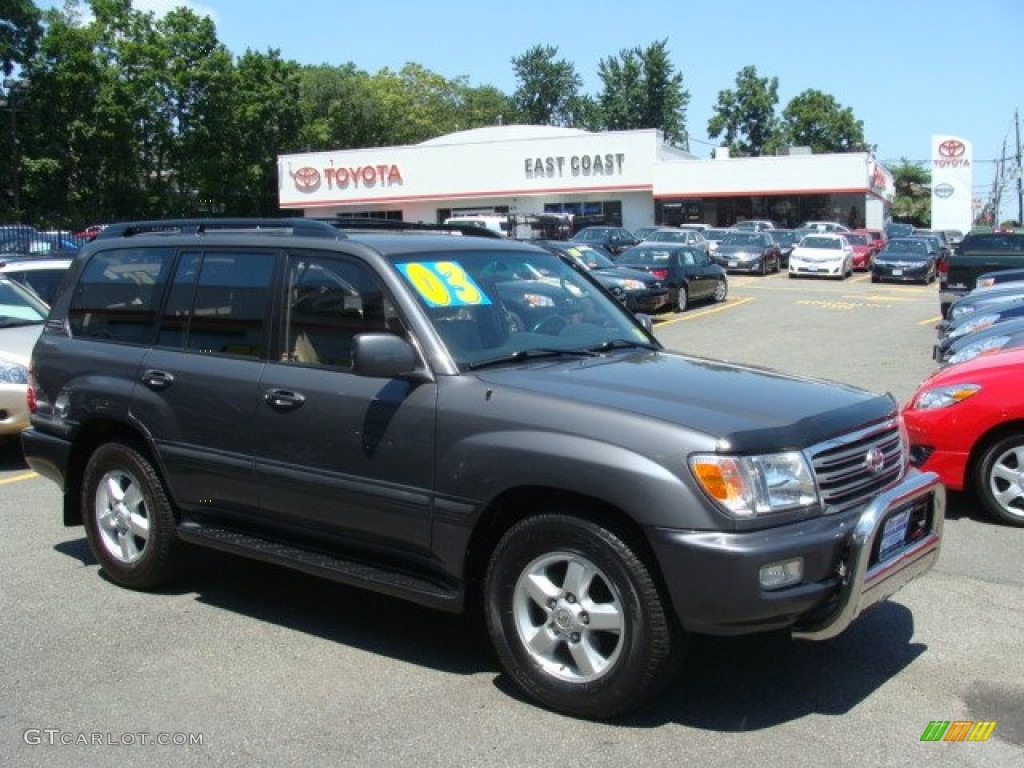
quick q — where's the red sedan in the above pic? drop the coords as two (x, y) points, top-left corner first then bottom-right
(844, 231), (878, 271)
(902, 347), (1024, 526)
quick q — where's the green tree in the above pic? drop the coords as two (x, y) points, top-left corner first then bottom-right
(455, 83), (517, 131)
(223, 49), (303, 215)
(888, 158), (930, 226)
(596, 40), (689, 145)
(0, 0), (42, 77)
(511, 45), (582, 127)
(707, 65), (781, 156)
(781, 89), (868, 153)
(299, 63), (382, 151)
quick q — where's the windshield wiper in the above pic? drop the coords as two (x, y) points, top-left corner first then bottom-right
(587, 339), (660, 353)
(467, 347), (600, 370)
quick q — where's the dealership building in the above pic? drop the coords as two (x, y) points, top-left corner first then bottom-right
(277, 125), (895, 232)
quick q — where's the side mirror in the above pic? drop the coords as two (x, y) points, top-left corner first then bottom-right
(351, 333), (425, 380)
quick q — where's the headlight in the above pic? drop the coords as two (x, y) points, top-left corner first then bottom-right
(948, 314), (998, 339)
(949, 303), (976, 320)
(689, 452), (817, 517)
(947, 336), (1011, 365)
(619, 279), (646, 291)
(911, 383), (981, 410)
(521, 293), (555, 308)
(0, 361), (28, 384)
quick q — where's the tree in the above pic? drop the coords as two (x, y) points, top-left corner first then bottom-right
(707, 65), (781, 156)
(596, 40), (689, 145)
(511, 45), (582, 127)
(223, 49), (303, 215)
(0, 0), (42, 77)
(888, 158), (931, 226)
(781, 89), (868, 153)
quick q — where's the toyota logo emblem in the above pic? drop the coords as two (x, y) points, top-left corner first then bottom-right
(934, 183), (955, 199)
(938, 140), (966, 158)
(865, 448), (886, 475)
(290, 165), (322, 193)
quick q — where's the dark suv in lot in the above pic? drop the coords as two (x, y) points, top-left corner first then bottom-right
(23, 219), (944, 719)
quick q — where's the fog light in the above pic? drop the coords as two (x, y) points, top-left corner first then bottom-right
(759, 558), (804, 589)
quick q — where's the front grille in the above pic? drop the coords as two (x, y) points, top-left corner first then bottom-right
(809, 420), (905, 513)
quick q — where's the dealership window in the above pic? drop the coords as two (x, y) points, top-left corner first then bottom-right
(543, 200), (623, 229)
(339, 210), (403, 221)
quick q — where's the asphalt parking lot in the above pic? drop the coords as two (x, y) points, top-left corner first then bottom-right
(2, 271), (1021, 768)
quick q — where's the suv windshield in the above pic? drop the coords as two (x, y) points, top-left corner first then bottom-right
(389, 248), (651, 367)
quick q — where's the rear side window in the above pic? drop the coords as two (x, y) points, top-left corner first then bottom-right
(68, 248), (174, 343)
(157, 250), (275, 359)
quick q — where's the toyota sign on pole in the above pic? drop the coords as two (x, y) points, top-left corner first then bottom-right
(931, 135), (973, 234)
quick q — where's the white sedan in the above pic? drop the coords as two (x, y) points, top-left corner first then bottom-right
(788, 234), (854, 279)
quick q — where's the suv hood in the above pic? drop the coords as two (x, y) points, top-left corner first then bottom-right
(474, 351), (895, 453)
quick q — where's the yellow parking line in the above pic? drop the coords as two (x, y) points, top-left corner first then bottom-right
(656, 297), (754, 326)
(919, 315), (943, 326)
(0, 471), (38, 485)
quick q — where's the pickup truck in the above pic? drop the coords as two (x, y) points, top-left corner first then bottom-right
(940, 231), (1024, 317)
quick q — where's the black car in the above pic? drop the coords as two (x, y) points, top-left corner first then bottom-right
(768, 229), (798, 268)
(531, 240), (669, 313)
(871, 238), (937, 284)
(615, 243), (728, 312)
(711, 231), (782, 275)
(21, 217), (944, 720)
(570, 225), (638, 255)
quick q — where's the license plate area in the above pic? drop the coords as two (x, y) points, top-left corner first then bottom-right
(872, 498), (932, 566)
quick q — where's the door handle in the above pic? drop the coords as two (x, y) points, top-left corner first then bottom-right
(141, 369), (175, 390)
(264, 388), (306, 411)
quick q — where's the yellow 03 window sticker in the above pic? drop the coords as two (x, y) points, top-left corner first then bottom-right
(397, 261), (492, 307)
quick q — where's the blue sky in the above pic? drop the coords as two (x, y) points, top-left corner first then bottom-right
(40, 0), (1024, 221)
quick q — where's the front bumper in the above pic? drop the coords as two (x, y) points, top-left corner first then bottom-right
(648, 470), (944, 639)
(874, 265), (928, 282)
(789, 260), (844, 277)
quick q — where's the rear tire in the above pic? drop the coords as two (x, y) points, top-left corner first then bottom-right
(973, 433), (1024, 527)
(673, 287), (688, 313)
(484, 514), (681, 719)
(82, 441), (181, 590)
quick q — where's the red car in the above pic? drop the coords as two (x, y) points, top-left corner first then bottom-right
(844, 231), (879, 271)
(902, 347), (1024, 526)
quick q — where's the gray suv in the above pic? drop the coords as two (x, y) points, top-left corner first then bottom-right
(23, 218), (945, 719)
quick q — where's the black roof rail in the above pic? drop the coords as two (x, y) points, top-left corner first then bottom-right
(94, 218), (344, 240)
(323, 216), (504, 239)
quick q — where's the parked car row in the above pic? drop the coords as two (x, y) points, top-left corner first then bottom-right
(903, 265), (1024, 528)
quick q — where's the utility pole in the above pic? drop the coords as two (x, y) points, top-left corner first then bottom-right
(1017, 108), (1023, 225)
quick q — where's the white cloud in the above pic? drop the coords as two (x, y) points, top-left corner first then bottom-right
(133, 0), (217, 22)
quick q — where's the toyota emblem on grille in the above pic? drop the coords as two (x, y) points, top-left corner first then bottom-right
(938, 140), (966, 158)
(865, 448), (886, 475)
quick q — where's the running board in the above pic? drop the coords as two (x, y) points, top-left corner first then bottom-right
(177, 522), (462, 611)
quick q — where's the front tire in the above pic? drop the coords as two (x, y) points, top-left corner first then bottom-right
(82, 441), (181, 589)
(713, 278), (728, 303)
(973, 433), (1024, 527)
(484, 514), (680, 719)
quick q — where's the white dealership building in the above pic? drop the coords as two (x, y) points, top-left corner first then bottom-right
(277, 125), (895, 232)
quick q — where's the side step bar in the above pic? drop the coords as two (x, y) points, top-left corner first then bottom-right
(177, 522), (462, 611)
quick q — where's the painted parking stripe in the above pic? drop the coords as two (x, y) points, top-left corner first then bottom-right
(656, 297), (754, 326)
(0, 472), (38, 485)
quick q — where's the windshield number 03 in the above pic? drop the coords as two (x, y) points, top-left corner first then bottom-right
(399, 261), (492, 307)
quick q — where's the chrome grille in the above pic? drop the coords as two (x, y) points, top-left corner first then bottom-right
(809, 420), (905, 513)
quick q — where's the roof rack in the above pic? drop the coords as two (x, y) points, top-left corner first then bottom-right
(94, 218), (344, 240)
(324, 216), (504, 239)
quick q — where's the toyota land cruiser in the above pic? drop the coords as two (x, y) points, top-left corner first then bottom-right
(22, 218), (944, 719)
